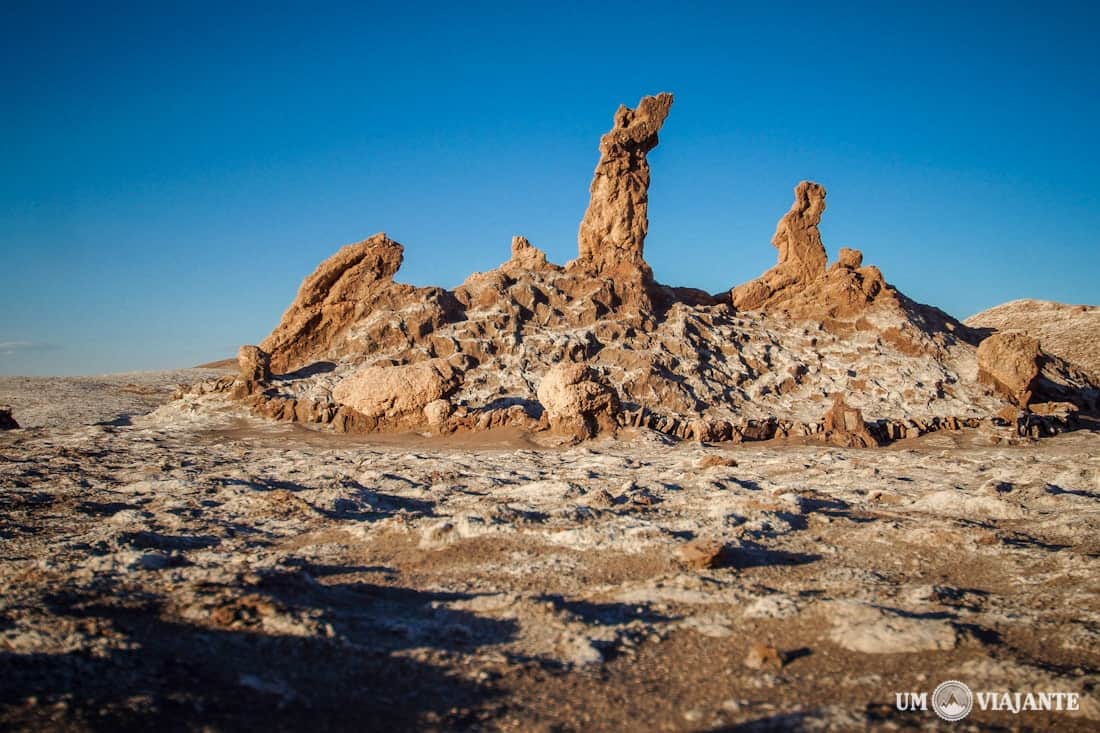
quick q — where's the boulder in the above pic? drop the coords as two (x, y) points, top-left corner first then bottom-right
(965, 299), (1100, 379)
(536, 362), (620, 439)
(573, 92), (673, 307)
(976, 332), (1041, 405)
(423, 399), (453, 430)
(0, 406), (18, 430)
(821, 394), (878, 447)
(238, 345), (271, 383)
(331, 359), (463, 422)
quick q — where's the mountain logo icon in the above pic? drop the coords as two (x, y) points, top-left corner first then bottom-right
(932, 680), (974, 721)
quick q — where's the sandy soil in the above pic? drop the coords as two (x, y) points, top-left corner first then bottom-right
(1, 372), (1099, 731)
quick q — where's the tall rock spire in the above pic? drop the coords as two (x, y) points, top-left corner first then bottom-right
(732, 181), (829, 310)
(574, 92), (673, 294)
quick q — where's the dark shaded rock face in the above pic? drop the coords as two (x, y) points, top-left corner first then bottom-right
(0, 406), (18, 430)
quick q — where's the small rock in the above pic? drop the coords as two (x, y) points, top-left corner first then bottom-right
(697, 454), (737, 469)
(821, 393), (879, 448)
(677, 539), (726, 570)
(562, 635), (603, 667)
(589, 488), (616, 507)
(743, 642), (784, 671)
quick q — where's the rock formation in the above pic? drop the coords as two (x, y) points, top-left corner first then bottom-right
(331, 358), (463, 423)
(965, 300), (1100, 378)
(536, 362), (620, 440)
(573, 92), (673, 306)
(0, 406), (18, 430)
(260, 233), (457, 374)
(820, 394), (879, 448)
(176, 91), (1099, 445)
(238, 345), (271, 383)
(730, 181), (898, 321)
(732, 181), (828, 310)
(976, 332), (1042, 406)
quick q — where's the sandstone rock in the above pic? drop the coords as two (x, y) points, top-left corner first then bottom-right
(237, 345), (271, 383)
(743, 642), (783, 671)
(260, 233), (456, 373)
(536, 362), (620, 439)
(207, 93), (1098, 444)
(994, 405), (1020, 425)
(697, 454), (737, 469)
(501, 235), (554, 274)
(730, 183), (898, 320)
(835, 247), (863, 269)
(332, 359), (463, 422)
(423, 399), (453, 430)
(732, 181), (828, 310)
(965, 299), (1100, 378)
(676, 539), (726, 570)
(0, 406), (18, 430)
(573, 92), (673, 305)
(976, 332), (1041, 405)
(821, 394), (878, 448)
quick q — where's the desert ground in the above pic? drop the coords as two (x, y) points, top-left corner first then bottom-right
(2, 370), (1099, 732)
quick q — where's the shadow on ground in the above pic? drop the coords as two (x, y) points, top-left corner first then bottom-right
(1, 567), (517, 731)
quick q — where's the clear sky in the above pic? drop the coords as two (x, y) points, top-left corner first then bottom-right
(3, 1), (1098, 375)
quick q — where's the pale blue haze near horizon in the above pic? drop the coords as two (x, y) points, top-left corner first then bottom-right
(2, 1), (1098, 375)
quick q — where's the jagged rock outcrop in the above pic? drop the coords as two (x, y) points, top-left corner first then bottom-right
(331, 358), (463, 423)
(261, 233), (458, 374)
(537, 362), (620, 440)
(572, 92), (673, 307)
(0, 406), (18, 430)
(976, 332), (1042, 406)
(821, 394), (879, 448)
(177, 92), (1100, 445)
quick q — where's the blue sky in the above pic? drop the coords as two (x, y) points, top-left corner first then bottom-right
(3, 1), (1098, 375)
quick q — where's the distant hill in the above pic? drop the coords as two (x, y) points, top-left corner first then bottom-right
(965, 299), (1099, 377)
(194, 358), (236, 370)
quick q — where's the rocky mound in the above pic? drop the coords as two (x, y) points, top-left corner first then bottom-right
(179, 93), (1099, 443)
(965, 299), (1100, 378)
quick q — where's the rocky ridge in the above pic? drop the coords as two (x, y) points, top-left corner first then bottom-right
(179, 93), (1099, 444)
